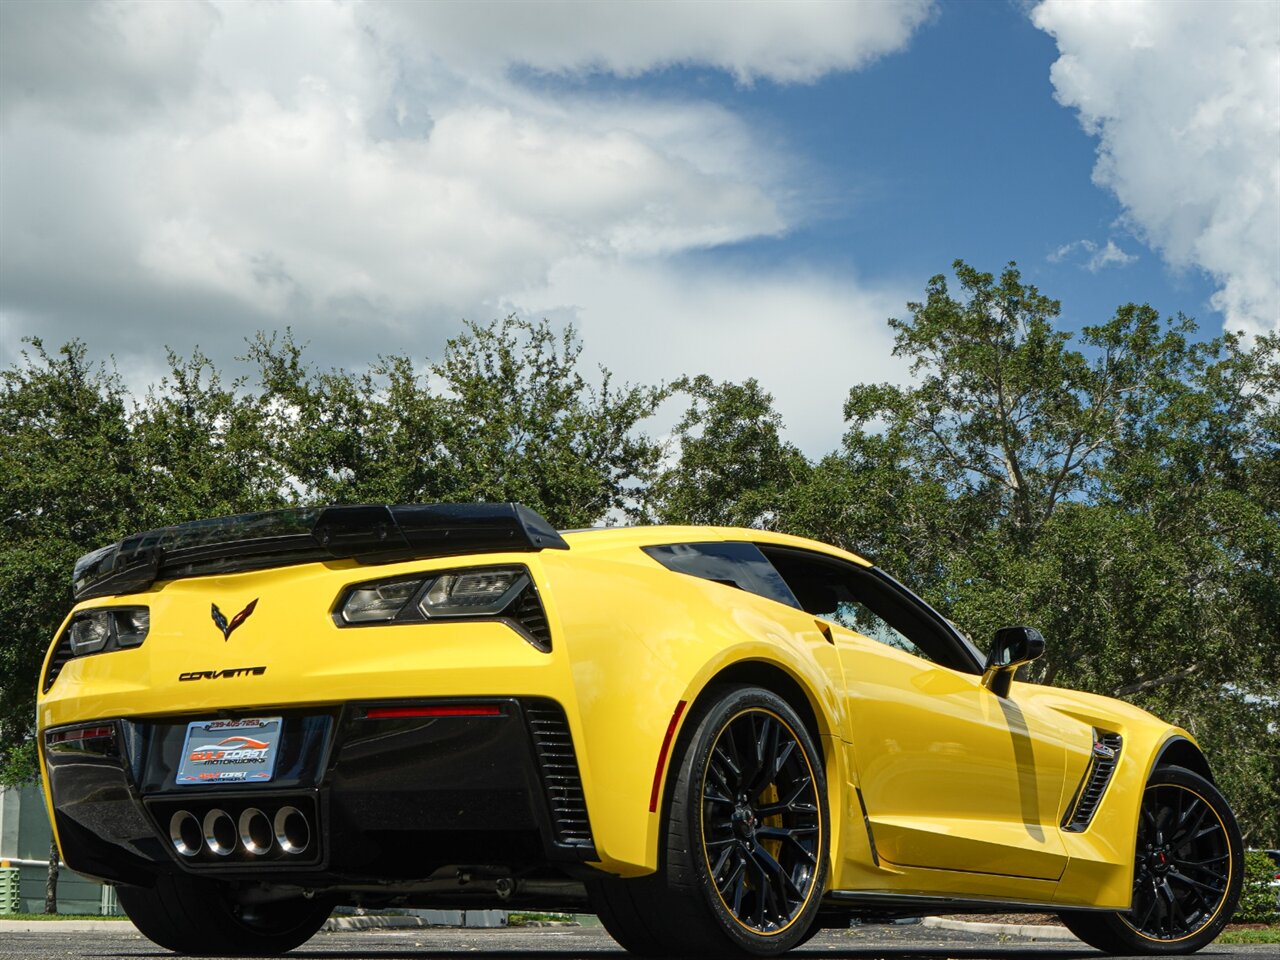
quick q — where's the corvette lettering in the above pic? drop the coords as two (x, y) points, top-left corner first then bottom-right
(178, 666), (267, 681)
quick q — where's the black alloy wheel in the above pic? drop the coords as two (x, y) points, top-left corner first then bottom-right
(1059, 764), (1242, 956)
(1123, 779), (1232, 941)
(700, 707), (822, 934)
(588, 684), (829, 957)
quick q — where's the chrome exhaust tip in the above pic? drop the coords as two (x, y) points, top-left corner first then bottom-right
(273, 805), (310, 856)
(203, 808), (237, 857)
(169, 810), (202, 857)
(238, 807), (274, 856)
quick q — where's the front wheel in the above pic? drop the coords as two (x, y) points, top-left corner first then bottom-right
(1059, 764), (1242, 955)
(590, 684), (830, 957)
(116, 874), (332, 956)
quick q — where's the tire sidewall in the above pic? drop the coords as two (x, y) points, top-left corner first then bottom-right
(117, 874), (332, 956)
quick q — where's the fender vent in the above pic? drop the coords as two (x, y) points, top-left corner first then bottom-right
(1063, 730), (1123, 832)
(508, 583), (552, 651)
(523, 700), (595, 853)
(41, 633), (75, 694)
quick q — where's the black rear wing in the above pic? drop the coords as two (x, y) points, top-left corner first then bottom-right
(71, 503), (569, 602)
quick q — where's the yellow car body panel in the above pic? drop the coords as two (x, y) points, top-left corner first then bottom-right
(37, 517), (1200, 916)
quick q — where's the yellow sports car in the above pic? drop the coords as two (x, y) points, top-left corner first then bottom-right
(37, 504), (1242, 956)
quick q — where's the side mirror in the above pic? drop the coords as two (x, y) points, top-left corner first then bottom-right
(982, 625), (1045, 698)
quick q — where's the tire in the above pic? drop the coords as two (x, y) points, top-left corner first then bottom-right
(116, 873), (332, 956)
(1058, 764), (1243, 955)
(590, 684), (830, 957)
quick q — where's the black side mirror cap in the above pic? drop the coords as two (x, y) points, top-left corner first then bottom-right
(982, 625), (1045, 698)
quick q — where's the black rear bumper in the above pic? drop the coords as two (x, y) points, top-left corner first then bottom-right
(43, 698), (596, 887)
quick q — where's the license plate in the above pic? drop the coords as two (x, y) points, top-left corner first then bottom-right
(175, 717), (283, 786)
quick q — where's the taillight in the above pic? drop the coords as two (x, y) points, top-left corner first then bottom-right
(334, 565), (551, 651)
(338, 567), (529, 623)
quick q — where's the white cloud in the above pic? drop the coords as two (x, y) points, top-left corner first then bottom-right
(1, 0), (932, 451)
(514, 258), (912, 456)
(1049, 238), (1137, 272)
(1033, 0), (1280, 336)
(366, 0), (935, 84)
(0, 0), (218, 129)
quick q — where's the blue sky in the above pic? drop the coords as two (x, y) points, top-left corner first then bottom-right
(562, 0), (1221, 332)
(1, 0), (1274, 454)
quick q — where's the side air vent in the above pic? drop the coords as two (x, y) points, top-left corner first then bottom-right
(508, 583), (552, 652)
(523, 700), (595, 854)
(1063, 730), (1123, 832)
(42, 633), (75, 694)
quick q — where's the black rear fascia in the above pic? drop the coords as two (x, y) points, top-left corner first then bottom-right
(72, 502), (569, 602)
(44, 698), (596, 886)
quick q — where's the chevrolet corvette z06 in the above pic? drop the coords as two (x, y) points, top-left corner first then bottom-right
(37, 503), (1242, 956)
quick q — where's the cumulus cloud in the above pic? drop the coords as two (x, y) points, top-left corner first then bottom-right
(0, 0), (218, 129)
(515, 258), (911, 456)
(366, 0), (935, 84)
(0, 0), (931, 452)
(1032, 0), (1280, 336)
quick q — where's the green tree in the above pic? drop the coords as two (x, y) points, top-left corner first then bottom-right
(249, 317), (664, 527)
(648, 375), (811, 528)
(430, 317), (665, 527)
(131, 349), (287, 526)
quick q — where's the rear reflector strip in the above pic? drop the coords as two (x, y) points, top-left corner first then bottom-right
(364, 705), (502, 720)
(46, 725), (115, 744)
(649, 700), (688, 813)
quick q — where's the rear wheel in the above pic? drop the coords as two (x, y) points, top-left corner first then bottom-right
(116, 874), (332, 956)
(590, 685), (829, 957)
(1059, 764), (1242, 955)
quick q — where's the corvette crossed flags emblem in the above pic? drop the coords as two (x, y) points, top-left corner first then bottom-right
(211, 599), (258, 641)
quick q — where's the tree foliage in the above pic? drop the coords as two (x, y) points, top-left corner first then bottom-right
(3, 268), (1276, 848)
(246, 317), (662, 527)
(646, 375), (810, 528)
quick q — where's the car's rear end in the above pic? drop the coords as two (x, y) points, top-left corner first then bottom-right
(36, 504), (611, 948)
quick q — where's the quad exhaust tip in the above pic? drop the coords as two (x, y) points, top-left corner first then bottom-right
(238, 808), (273, 855)
(274, 805), (310, 855)
(169, 810), (202, 858)
(203, 809), (237, 857)
(166, 806), (311, 858)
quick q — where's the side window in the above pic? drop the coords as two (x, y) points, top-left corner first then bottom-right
(758, 546), (978, 672)
(826, 601), (930, 661)
(644, 542), (802, 610)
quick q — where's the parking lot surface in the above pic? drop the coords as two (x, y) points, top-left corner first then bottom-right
(0, 924), (1268, 960)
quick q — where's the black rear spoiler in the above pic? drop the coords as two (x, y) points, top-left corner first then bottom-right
(71, 503), (569, 602)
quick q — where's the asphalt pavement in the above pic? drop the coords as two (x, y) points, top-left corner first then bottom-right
(0, 924), (1270, 960)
